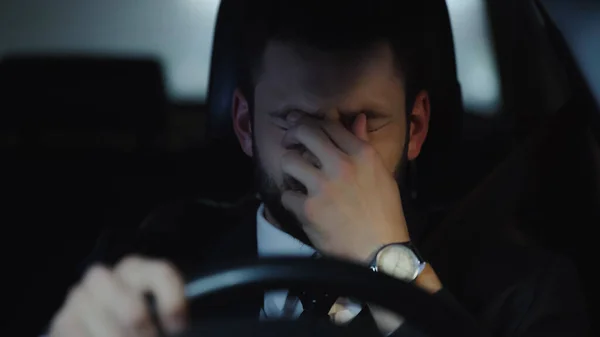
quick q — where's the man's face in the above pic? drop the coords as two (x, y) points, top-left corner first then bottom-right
(234, 41), (428, 241)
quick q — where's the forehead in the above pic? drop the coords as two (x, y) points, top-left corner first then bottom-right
(255, 41), (405, 112)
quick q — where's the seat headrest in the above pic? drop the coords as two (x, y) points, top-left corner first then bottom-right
(205, 0), (247, 144)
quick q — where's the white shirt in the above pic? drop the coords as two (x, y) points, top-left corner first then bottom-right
(256, 204), (363, 324)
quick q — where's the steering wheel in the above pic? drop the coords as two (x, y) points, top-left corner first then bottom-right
(174, 258), (475, 337)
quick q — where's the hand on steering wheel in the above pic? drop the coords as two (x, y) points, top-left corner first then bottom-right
(50, 256), (187, 337)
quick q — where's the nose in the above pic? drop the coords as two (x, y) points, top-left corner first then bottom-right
(320, 109), (354, 130)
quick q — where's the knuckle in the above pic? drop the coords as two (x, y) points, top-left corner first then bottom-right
(151, 260), (183, 292)
(117, 254), (145, 270)
(82, 264), (111, 287)
(152, 259), (179, 279)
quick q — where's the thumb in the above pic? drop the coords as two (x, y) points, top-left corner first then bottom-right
(352, 113), (369, 142)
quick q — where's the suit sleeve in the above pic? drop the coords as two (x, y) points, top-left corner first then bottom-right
(389, 257), (590, 337)
(388, 288), (488, 337)
(508, 257), (590, 337)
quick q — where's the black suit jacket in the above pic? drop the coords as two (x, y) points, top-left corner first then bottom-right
(84, 200), (590, 337)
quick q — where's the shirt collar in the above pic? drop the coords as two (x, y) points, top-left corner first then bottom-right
(256, 203), (315, 258)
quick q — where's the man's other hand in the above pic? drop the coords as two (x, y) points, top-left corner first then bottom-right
(49, 256), (187, 337)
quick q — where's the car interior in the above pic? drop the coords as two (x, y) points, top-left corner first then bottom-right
(1, 0), (598, 335)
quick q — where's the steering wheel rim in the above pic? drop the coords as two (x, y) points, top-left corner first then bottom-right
(182, 258), (475, 337)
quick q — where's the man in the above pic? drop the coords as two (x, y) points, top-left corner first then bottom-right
(48, 0), (589, 336)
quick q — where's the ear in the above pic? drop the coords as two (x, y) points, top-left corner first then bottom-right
(232, 88), (253, 157)
(407, 90), (431, 160)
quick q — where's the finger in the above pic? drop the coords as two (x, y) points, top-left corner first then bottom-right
(81, 265), (157, 337)
(70, 286), (126, 337)
(320, 120), (366, 156)
(281, 151), (323, 195)
(352, 113), (370, 142)
(300, 145), (323, 169)
(283, 119), (344, 168)
(114, 256), (187, 335)
(281, 190), (308, 221)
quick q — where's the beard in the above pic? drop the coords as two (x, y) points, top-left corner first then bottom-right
(253, 142), (314, 246)
(252, 140), (412, 248)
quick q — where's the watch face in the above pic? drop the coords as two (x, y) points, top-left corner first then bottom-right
(376, 245), (420, 281)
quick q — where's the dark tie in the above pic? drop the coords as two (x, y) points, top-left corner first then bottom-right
(289, 253), (338, 319)
(296, 288), (339, 319)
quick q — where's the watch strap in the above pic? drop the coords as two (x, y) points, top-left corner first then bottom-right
(401, 241), (425, 263)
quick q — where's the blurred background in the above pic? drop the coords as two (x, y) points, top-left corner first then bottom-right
(1, 0), (598, 335)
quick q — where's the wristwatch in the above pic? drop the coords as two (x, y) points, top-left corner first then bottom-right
(369, 242), (427, 282)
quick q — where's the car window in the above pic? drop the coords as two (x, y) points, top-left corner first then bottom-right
(446, 0), (502, 115)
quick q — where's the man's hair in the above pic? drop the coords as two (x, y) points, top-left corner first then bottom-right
(237, 0), (428, 114)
